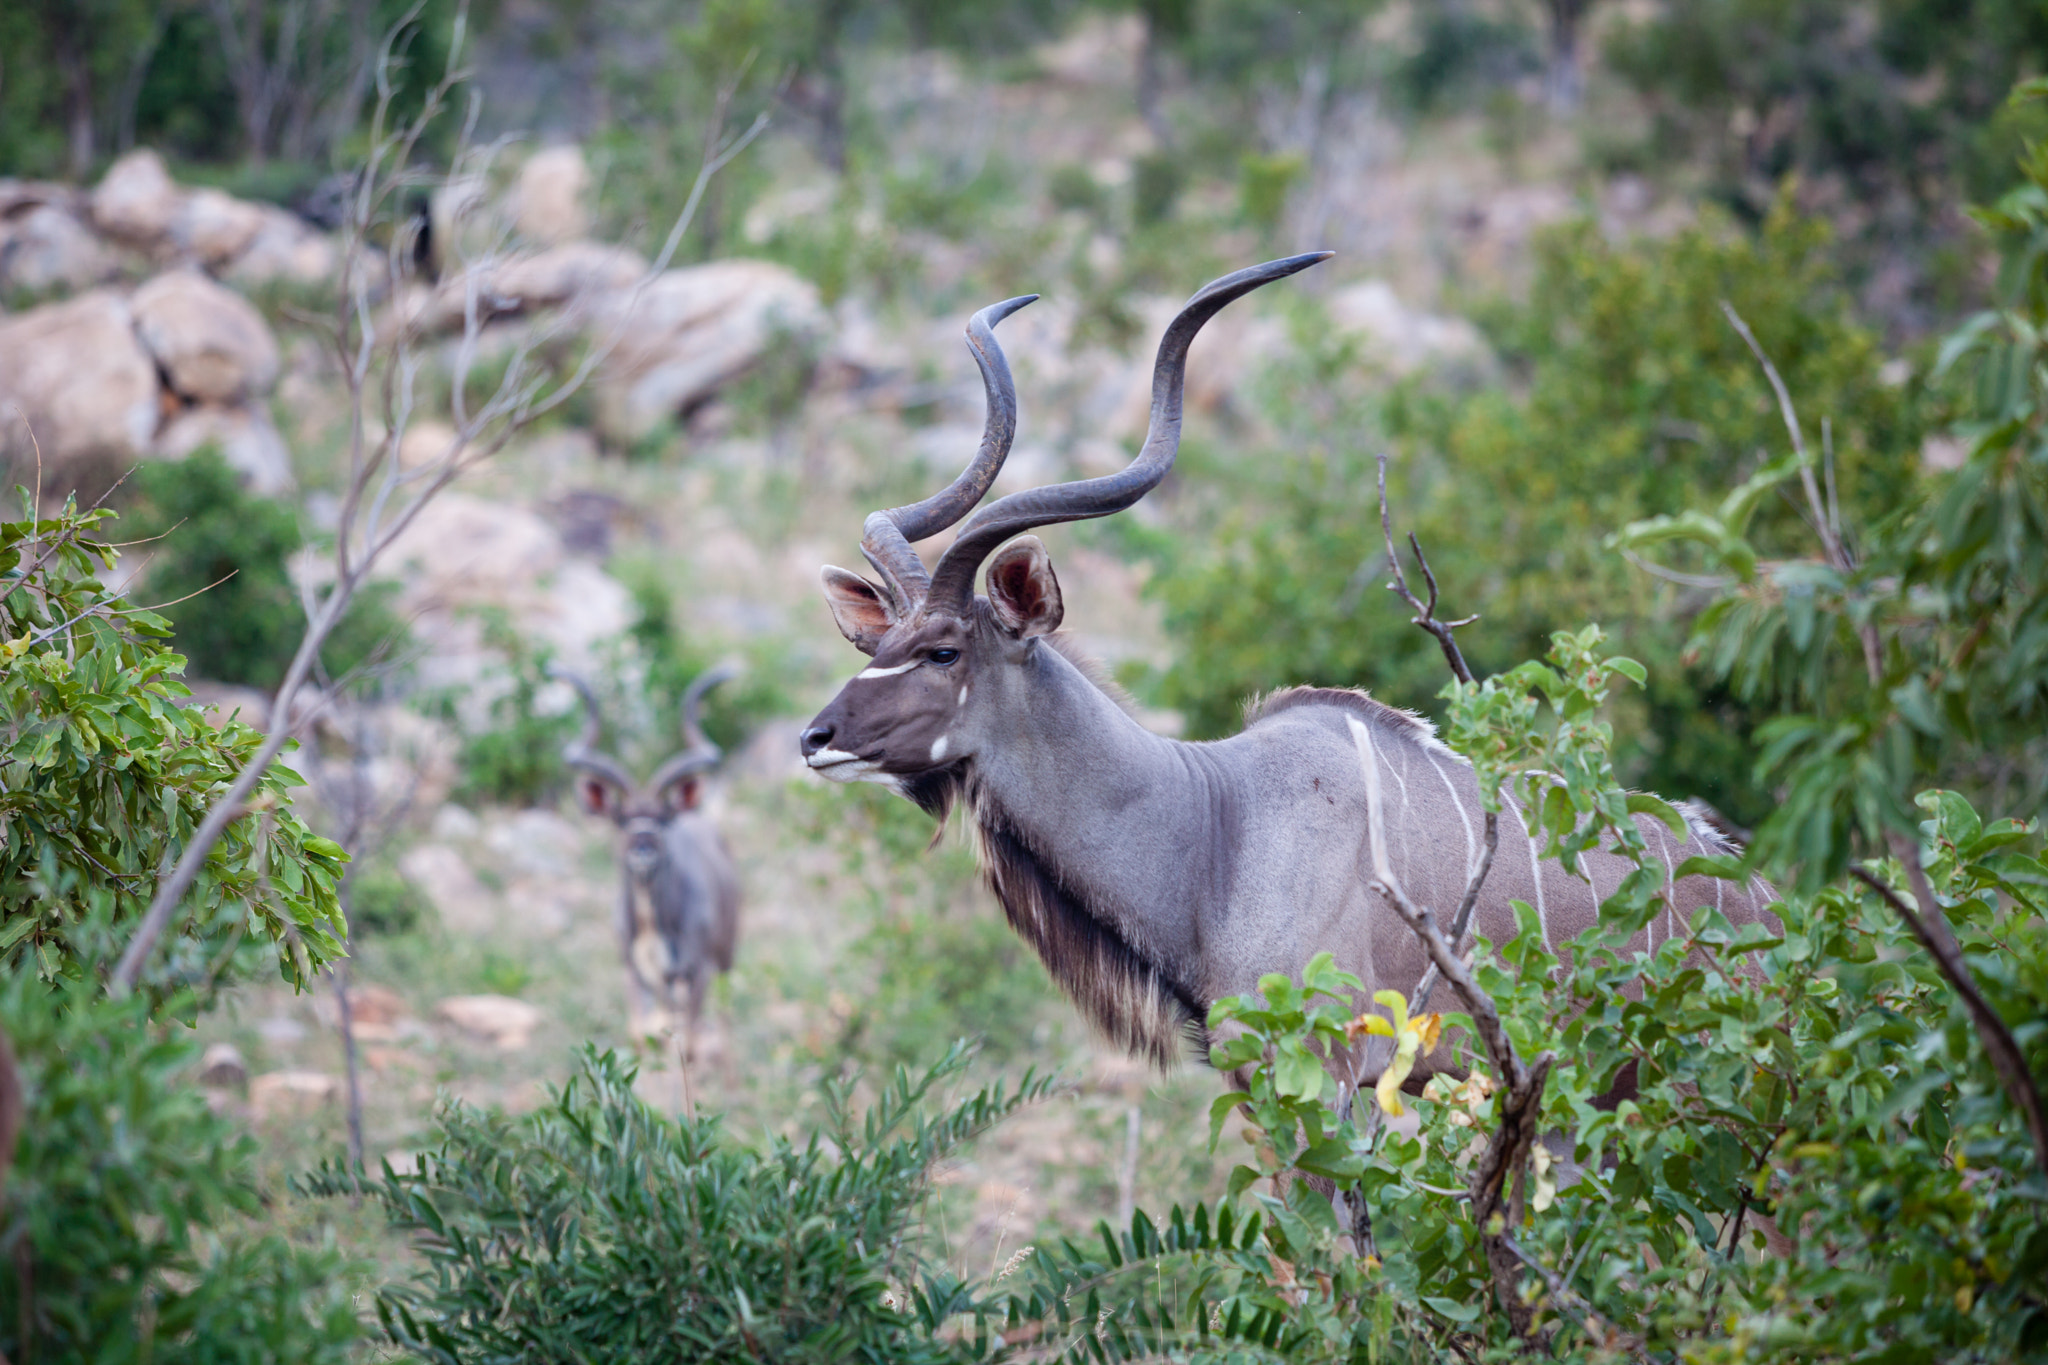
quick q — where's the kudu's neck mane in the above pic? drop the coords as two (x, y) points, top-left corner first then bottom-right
(900, 633), (1205, 1067)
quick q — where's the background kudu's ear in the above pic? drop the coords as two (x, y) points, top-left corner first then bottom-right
(659, 775), (703, 815)
(577, 777), (620, 819)
(985, 536), (1064, 638)
(820, 566), (896, 655)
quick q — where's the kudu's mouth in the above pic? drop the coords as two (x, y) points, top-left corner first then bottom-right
(799, 722), (889, 782)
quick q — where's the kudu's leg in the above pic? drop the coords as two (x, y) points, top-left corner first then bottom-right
(618, 889), (659, 1035)
(668, 977), (697, 1119)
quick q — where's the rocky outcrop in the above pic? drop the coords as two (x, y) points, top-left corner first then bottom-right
(83, 150), (337, 286)
(591, 259), (825, 442)
(0, 200), (117, 293)
(0, 291), (160, 461)
(512, 146), (592, 245)
(132, 269), (282, 404)
(403, 240), (649, 333)
(376, 490), (634, 695)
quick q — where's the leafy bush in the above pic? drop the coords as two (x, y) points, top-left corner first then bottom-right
(307, 1042), (1053, 1363)
(346, 861), (426, 936)
(433, 611), (577, 808)
(0, 974), (364, 1363)
(125, 450), (405, 691)
(1, 492), (347, 1006)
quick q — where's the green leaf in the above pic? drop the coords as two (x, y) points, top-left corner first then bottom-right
(1421, 1295), (1482, 1324)
(1626, 792), (1688, 837)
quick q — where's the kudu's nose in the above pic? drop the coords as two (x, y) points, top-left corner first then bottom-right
(799, 724), (834, 758)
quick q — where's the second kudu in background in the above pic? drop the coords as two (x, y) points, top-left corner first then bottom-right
(554, 663), (742, 1059)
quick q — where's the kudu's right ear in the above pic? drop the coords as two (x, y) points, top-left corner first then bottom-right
(576, 777), (618, 819)
(820, 566), (897, 655)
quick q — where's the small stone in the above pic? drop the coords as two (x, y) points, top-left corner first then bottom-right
(198, 1042), (248, 1088)
(250, 1069), (341, 1120)
(435, 994), (543, 1050)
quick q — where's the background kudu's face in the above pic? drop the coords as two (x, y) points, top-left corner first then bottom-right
(801, 537), (1063, 783)
(578, 776), (702, 877)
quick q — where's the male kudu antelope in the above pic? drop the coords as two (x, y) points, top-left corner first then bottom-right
(557, 664), (741, 1056)
(799, 255), (1774, 1093)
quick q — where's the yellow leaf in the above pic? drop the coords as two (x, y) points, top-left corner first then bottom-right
(1345, 1012), (1395, 1042)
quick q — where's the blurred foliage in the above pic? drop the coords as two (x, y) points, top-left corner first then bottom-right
(1616, 81), (2048, 882)
(345, 860), (426, 936)
(0, 973), (364, 1363)
(1605, 0), (2048, 317)
(124, 450), (406, 692)
(1145, 195), (1928, 829)
(436, 610), (578, 808)
(1, 491), (348, 1010)
(0, 0), (460, 176)
(307, 1041), (1054, 1363)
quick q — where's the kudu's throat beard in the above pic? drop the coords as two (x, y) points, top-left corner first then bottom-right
(904, 759), (1203, 1070)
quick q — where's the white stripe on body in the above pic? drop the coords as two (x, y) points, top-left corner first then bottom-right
(1424, 750), (1480, 883)
(1501, 790), (1551, 946)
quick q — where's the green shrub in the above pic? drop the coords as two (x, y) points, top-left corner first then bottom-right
(0, 972), (364, 1362)
(307, 1042), (1053, 1363)
(442, 619), (577, 808)
(1237, 151), (1304, 235)
(1132, 151), (1186, 227)
(1, 492), (347, 1006)
(125, 450), (406, 691)
(345, 862), (426, 937)
(1048, 161), (1107, 216)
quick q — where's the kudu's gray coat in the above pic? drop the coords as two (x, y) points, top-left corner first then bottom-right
(800, 255), (1775, 1088)
(558, 665), (741, 1050)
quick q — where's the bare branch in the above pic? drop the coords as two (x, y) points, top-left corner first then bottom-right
(1851, 845), (2048, 1174)
(1720, 301), (1881, 685)
(1376, 453), (1476, 685)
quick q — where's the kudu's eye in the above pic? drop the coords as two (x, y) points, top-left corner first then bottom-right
(928, 648), (961, 666)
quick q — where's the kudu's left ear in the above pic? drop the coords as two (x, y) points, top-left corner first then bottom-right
(821, 566), (896, 655)
(985, 536), (1063, 638)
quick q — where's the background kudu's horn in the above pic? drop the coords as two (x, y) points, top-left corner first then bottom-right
(649, 661), (742, 791)
(860, 293), (1038, 609)
(926, 252), (1331, 612)
(546, 664), (635, 791)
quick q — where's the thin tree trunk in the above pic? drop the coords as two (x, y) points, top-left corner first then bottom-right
(1545, 0), (1588, 114)
(115, 5), (171, 154)
(54, 14), (97, 180)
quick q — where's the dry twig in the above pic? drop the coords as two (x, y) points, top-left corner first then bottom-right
(1368, 457), (1553, 1340)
